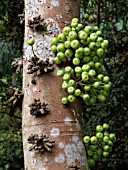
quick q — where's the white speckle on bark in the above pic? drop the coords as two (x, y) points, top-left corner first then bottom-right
(31, 158), (37, 166)
(30, 152), (35, 157)
(64, 143), (87, 167)
(24, 151), (28, 157)
(59, 142), (65, 148)
(51, 0), (59, 7)
(23, 128), (29, 132)
(39, 167), (47, 170)
(26, 18), (60, 61)
(46, 18), (61, 34)
(55, 153), (65, 163)
(36, 0), (46, 4)
(50, 127), (60, 137)
(72, 135), (79, 143)
(43, 157), (48, 162)
(64, 117), (72, 125)
(64, 144), (81, 165)
(26, 0), (39, 18)
(37, 158), (48, 169)
(23, 44), (33, 60)
(81, 154), (88, 167)
(25, 88), (30, 96)
(32, 86), (38, 92)
(71, 109), (79, 122)
(77, 141), (85, 152)
(76, 121), (81, 130)
(24, 18), (60, 60)
(31, 120), (37, 126)
(56, 14), (62, 19)
(24, 106), (28, 115)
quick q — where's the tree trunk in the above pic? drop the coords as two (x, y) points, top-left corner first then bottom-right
(22, 0), (88, 170)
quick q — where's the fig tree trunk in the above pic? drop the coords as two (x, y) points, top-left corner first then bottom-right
(22, 0), (88, 169)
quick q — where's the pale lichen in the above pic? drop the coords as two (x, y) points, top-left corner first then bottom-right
(31, 158), (37, 166)
(55, 153), (65, 163)
(51, 0), (59, 7)
(50, 127), (60, 138)
(64, 117), (72, 126)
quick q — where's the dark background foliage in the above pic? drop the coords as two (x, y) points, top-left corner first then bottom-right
(81, 0), (128, 169)
(0, 0), (24, 169)
(0, 0), (127, 169)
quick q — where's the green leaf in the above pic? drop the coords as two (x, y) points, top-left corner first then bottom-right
(115, 20), (123, 31)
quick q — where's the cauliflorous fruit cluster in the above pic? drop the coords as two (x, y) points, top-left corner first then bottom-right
(83, 123), (116, 168)
(51, 18), (112, 105)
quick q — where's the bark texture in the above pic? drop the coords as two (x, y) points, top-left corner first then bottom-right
(22, 0), (88, 169)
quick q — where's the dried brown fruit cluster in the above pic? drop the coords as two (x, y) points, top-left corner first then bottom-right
(27, 54), (54, 75)
(28, 134), (55, 153)
(11, 58), (23, 73)
(8, 86), (23, 106)
(29, 99), (50, 117)
(28, 15), (47, 31)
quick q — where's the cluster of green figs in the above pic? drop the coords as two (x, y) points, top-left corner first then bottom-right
(51, 17), (112, 105)
(83, 123), (116, 168)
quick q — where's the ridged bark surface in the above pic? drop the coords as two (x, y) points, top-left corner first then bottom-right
(22, 0), (88, 169)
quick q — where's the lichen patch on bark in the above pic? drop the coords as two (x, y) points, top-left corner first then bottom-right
(51, 0), (59, 7)
(55, 153), (65, 163)
(50, 127), (60, 138)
